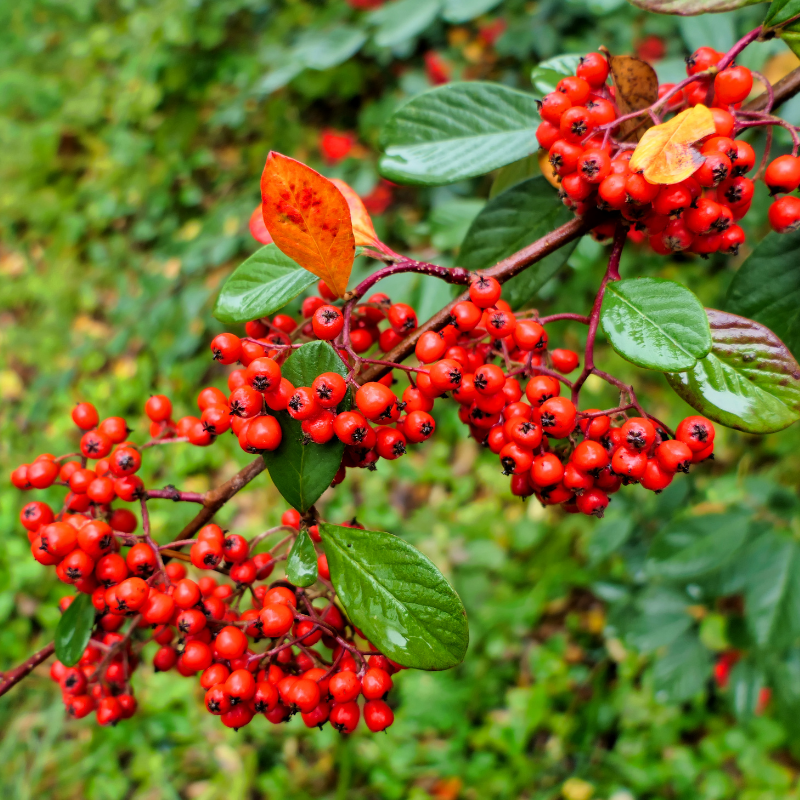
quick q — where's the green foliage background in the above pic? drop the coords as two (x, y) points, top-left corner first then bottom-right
(4, 0), (800, 797)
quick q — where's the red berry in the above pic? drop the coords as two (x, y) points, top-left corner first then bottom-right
(577, 52), (609, 88)
(765, 155), (800, 194)
(714, 66), (752, 105)
(769, 196), (800, 233)
(72, 402), (99, 430)
(210, 333), (242, 364)
(312, 305), (344, 340)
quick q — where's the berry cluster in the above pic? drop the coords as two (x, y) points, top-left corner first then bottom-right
(13, 400), (400, 731)
(537, 46), (800, 252)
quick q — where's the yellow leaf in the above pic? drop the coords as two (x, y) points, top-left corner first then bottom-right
(629, 104), (716, 185)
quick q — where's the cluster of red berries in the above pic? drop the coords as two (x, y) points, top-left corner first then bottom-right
(47, 520), (399, 732)
(536, 47), (800, 252)
(14, 417), (400, 732)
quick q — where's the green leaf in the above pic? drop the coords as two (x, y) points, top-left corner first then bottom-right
(726, 228), (800, 360)
(55, 593), (95, 667)
(652, 631), (712, 703)
(263, 342), (350, 513)
(764, 0), (800, 27)
(429, 199), (485, 251)
(627, 0), (767, 14)
(779, 19), (800, 57)
(489, 154), (540, 199)
(741, 531), (800, 648)
(646, 513), (750, 581)
(586, 515), (634, 564)
(369, 0), (442, 49)
(320, 522), (469, 670)
(626, 587), (693, 653)
(213, 244), (317, 324)
(530, 54), (582, 96)
(666, 309), (800, 434)
(378, 83), (540, 186)
(286, 530), (318, 588)
(458, 176), (577, 309)
(293, 26), (368, 71)
(730, 659), (768, 722)
(600, 278), (712, 371)
(441, 0), (503, 23)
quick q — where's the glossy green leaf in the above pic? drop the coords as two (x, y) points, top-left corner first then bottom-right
(287, 530), (318, 587)
(666, 309), (800, 434)
(780, 19), (800, 57)
(263, 342), (349, 513)
(213, 244), (317, 324)
(741, 531), (800, 648)
(646, 513), (750, 580)
(600, 278), (712, 371)
(369, 0), (442, 49)
(531, 54), (582, 96)
(378, 83), (540, 186)
(627, 0), (767, 14)
(320, 522), (469, 670)
(458, 176), (577, 309)
(653, 631), (712, 703)
(764, 0), (800, 27)
(442, 0), (503, 22)
(726, 228), (800, 360)
(55, 593), (95, 667)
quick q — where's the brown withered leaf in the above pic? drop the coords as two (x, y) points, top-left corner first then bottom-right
(629, 105), (716, 185)
(602, 49), (659, 142)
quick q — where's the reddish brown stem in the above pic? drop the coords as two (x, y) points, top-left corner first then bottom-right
(0, 641), (55, 698)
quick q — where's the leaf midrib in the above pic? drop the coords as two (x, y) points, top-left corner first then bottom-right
(608, 284), (701, 359)
(324, 532), (462, 662)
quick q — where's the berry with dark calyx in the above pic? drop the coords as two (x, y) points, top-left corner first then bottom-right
(210, 333), (242, 365)
(312, 305), (344, 340)
(576, 488), (609, 518)
(620, 417), (657, 452)
(769, 195), (800, 234)
(330, 701), (360, 734)
(676, 415), (715, 452)
(538, 397), (577, 439)
(469, 275), (502, 308)
(656, 440), (693, 473)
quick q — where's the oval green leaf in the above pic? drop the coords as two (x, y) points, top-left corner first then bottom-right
(263, 341), (350, 513)
(287, 530), (318, 587)
(320, 522), (469, 670)
(531, 54), (582, 96)
(726, 228), (800, 360)
(378, 82), (540, 186)
(369, 0), (442, 49)
(213, 244), (317, 324)
(627, 0), (766, 14)
(441, 0), (503, 23)
(458, 176), (577, 309)
(666, 309), (800, 434)
(600, 277), (712, 371)
(764, 0), (800, 27)
(55, 593), (96, 667)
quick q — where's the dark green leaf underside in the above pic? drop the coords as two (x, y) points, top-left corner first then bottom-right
(321, 522), (469, 670)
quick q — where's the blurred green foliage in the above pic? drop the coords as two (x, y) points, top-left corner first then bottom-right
(4, 0), (800, 797)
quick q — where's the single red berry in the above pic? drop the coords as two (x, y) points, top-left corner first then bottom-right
(210, 333), (242, 364)
(538, 396), (577, 438)
(387, 303), (417, 333)
(403, 410), (435, 443)
(539, 91), (572, 124)
(676, 415), (715, 452)
(577, 52), (609, 88)
(530, 453), (564, 488)
(640, 458), (674, 492)
(686, 46), (722, 76)
(769, 196), (800, 233)
(364, 699), (395, 732)
(469, 275), (502, 308)
(551, 349), (579, 373)
(695, 153), (731, 188)
(312, 305), (344, 340)
(575, 488), (609, 518)
(330, 700), (360, 733)
(556, 75), (591, 105)
(766, 155), (800, 194)
(72, 402), (99, 430)
(144, 395), (172, 423)
(714, 66), (753, 105)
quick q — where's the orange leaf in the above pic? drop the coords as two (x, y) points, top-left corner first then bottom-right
(629, 104), (716, 185)
(329, 178), (380, 248)
(248, 205), (273, 245)
(260, 152), (355, 297)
